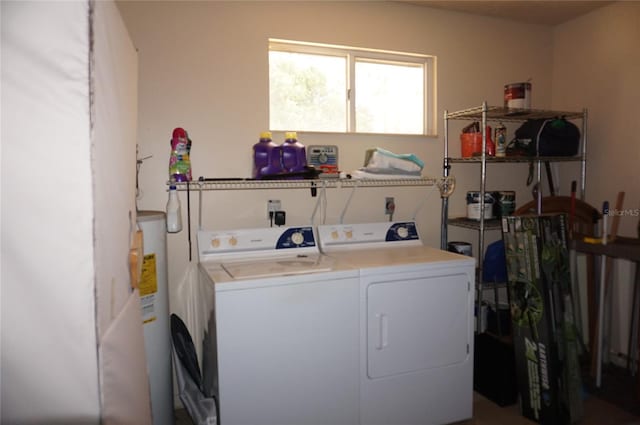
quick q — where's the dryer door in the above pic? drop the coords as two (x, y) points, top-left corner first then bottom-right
(367, 272), (470, 378)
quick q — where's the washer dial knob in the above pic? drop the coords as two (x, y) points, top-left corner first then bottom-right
(291, 232), (304, 245)
(397, 226), (409, 239)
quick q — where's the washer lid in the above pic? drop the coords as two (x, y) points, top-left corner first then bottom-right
(221, 254), (333, 280)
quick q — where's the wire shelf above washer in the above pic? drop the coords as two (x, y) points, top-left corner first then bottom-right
(169, 176), (455, 197)
(171, 179), (336, 191)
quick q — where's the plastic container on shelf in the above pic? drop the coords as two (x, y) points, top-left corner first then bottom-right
(460, 133), (482, 158)
(460, 127), (495, 158)
(495, 123), (507, 157)
(466, 191), (495, 220)
(504, 82), (531, 109)
(252, 131), (283, 179)
(166, 185), (183, 233)
(448, 241), (472, 256)
(493, 191), (516, 218)
(169, 128), (192, 182)
(281, 131), (307, 173)
(484, 126), (496, 157)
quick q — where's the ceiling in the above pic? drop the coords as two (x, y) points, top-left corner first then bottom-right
(400, 1), (614, 26)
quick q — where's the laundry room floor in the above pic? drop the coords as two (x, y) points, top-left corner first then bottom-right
(172, 360), (640, 425)
(173, 389), (640, 425)
(457, 391), (639, 425)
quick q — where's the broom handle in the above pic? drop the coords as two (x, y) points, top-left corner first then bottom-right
(592, 192), (625, 386)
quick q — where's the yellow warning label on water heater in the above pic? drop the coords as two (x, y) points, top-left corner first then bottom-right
(140, 253), (158, 296)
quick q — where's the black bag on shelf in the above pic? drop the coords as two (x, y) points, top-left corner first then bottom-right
(509, 118), (581, 157)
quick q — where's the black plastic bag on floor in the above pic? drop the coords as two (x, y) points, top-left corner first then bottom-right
(171, 314), (218, 425)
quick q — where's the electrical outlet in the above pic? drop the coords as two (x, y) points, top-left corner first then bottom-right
(385, 197), (395, 215)
(267, 199), (281, 217)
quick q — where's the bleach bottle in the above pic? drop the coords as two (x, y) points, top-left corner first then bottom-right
(166, 184), (183, 233)
(252, 131), (283, 179)
(282, 131), (307, 173)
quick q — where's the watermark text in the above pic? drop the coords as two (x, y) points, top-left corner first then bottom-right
(605, 208), (639, 217)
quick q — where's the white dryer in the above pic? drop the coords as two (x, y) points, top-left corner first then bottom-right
(317, 221), (476, 425)
(197, 226), (360, 425)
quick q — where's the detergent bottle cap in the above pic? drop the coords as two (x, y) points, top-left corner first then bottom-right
(172, 127), (187, 139)
(259, 131), (272, 140)
(285, 131), (297, 141)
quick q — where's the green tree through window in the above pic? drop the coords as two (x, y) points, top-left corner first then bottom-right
(269, 40), (435, 135)
(269, 51), (346, 132)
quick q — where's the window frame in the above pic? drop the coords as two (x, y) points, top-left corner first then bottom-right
(269, 39), (437, 136)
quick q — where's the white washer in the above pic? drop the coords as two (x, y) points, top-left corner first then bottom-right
(317, 221), (476, 425)
(197, 226), (360, 425)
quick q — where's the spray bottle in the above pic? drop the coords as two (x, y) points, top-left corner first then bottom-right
(166, 185), (183, 233)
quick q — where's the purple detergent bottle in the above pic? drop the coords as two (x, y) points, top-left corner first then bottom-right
(252, 131), (283, 179)
(282, 131), (307, 174)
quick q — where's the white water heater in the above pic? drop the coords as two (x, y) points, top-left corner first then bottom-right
(137, 211), (174, 425)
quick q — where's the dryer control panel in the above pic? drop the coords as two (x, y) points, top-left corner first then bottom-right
(317, 221), (422, 252)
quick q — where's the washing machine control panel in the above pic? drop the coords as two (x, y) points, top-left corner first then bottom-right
(198, 226), (318, 259)
(317, 222), (421, 251)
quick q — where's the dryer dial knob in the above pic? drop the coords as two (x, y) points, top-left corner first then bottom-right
(331, 230), (339, 240)
(397, 227), (409, 239)
(228, 236), (238, 246)
(291, 232), (304, 245)
(345, 230), (353, 239)
(210, 238), (220, 248)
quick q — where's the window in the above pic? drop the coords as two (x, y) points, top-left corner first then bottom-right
(269, 40), (436, 136)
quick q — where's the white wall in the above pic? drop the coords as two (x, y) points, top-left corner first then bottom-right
(552, 1), (640, 360)
(117, 0), (557, 311)
(553, 1), (639, 238)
